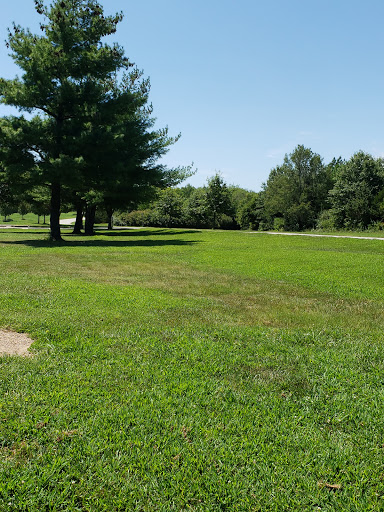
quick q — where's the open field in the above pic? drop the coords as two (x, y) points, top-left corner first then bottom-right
(0, 228), (384, 510)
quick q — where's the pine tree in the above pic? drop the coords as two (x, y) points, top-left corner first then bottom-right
(0, 0), (188, 240)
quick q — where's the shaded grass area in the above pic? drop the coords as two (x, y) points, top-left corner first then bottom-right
(0, 228), (384, 510)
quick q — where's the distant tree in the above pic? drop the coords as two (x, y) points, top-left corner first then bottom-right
(325, 157), (344, 186)
(0, 171), (18, 221)
(28, 186), (51, 224)
(228, 186), (255, 211)
(115, 179), (253, 230)
(205, 173), (233, 228)
(263, 145), (330, 230)
(237, 192), (265, 230)
(329, 152), (384, 228)
(177, 184), (196, 200)
(152, 188), (184, 228)
(0, 179), (20, 221)
(18, 200), (30, 220)
(183, 188), (210, 228)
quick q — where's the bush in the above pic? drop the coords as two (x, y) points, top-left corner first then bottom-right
(94, 209), (109, 224)
(258, 220), (272, 231)
(218, 214), (238, 230)
(316, 209), (337, 231)
(273, 217), (285, 231)
(367, 220), (384, 231)
(284, 202), (315, 231)
(237, 195), (264, 230)
(114, 210), (153, 227)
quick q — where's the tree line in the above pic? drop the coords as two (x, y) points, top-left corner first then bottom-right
(114, 145), (384, 232)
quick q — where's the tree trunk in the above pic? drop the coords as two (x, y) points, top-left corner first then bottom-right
(72, 204), (84, 234)
(106, 207), (114, 230)
(84, 205), (96, 236)
(37, 215), (40, 224)
(50, 182), (62, 241)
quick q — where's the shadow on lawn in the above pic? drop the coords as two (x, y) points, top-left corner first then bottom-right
(0, 236), (199, 249)
(101, 228), (202, 237)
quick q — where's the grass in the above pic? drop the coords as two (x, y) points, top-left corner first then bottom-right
(0, 212), (78, 227)
(1, 228), (384, 510)
(0, 212), (47, 226)
(304, 229), (384, 238)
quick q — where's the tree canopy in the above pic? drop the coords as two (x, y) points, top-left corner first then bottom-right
(262, 145), (331, 230)
(329, 152), (384, 229)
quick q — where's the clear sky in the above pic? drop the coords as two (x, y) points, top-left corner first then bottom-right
(1, 0), (384, 192)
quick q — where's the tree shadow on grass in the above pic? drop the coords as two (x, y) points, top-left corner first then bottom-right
(0, 227), (203, 248)
(0, 227), (201, 237)
(101, 228), (202, 237)
(0, 236), (199, 249)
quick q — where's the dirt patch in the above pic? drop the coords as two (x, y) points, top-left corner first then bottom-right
(0, 330), (33, 357)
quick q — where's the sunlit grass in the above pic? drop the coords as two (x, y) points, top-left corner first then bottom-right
(0, 228), (384, 510)
(0, 211), (81, 226)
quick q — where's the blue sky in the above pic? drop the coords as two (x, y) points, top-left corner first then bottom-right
(1, 0), (384, 191)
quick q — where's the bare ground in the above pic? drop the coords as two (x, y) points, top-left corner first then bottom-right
(0, 330), (33, 357)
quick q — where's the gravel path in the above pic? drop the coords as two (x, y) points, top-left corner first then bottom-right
(250, 231), (384, 241)
(59, 217), (77, 224)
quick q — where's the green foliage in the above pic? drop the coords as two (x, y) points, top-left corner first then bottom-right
(273, 216), (285, 231)
(316, 209), (337, 231)
(152, 188), (184, 227)
(28, 186), (51, 220)
(113, 148), (384, 234)
(0, 0), (187, 240)
(330, 151), (384, 229)
(237, 192), (264, 230)
(114, 209), (153, 227)
(0, 180), (17, 221)
(17, 200), (30, 219)
(205, 173), (234, 228)
(284, 201), (315, 231)
(0, 0), (129, 239)
(263, 145), (331, 230)
(116, 176), (241, 230)
(182, 187), (210, 228)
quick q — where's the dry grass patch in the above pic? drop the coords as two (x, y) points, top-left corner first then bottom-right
(0, 329), (33, 356)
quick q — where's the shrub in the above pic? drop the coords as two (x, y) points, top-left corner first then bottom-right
(114, 210), (153, 227)
(316, 209), (337, 231)
(218, 214), (238, 230)
(273, 217), (285, 231)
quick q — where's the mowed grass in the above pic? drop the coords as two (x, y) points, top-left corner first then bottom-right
(0, 212), (79, 226)
(0, 228), (384, 511)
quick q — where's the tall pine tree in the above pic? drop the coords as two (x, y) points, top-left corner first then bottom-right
(0, 0), (187, 240)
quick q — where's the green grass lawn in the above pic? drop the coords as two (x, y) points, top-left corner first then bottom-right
(1, 228), (384, 511)
(0, 212), (48, 226)
(0, 212), (79, 227)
